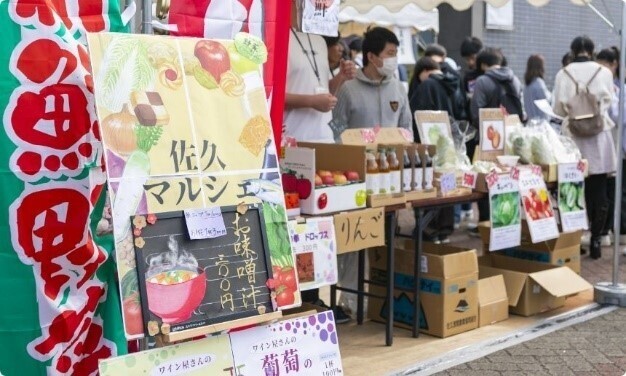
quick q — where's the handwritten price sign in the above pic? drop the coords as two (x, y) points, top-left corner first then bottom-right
(462, 171), (478, 189)
(184, 207), (227, 239)
(486, 170), (499, 189)
(531, 165), (543, 176)
(439, 172), (457, 196)
(509, 167), (520, 181)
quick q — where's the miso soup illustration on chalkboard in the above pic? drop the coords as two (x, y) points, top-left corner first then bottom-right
(132, 204), (275, 336)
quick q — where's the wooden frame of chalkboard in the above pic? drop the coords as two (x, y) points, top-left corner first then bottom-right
(132, 203), (277, 339)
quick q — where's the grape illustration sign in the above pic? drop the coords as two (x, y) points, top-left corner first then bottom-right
(558, 162), (588, 232)
(87, 33), (299, 338)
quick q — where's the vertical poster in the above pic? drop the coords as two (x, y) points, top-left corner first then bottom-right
(519, 167), (559, 243)
(558, 162), (588, 232)
(229, 311), (344, 375)
(300, 0), (340, 36)
(478, 109), (505, 162)
(415, 111), (451, 146)
(288, 217), (338, 291)
(0, 1), (129, 374)
(99, 335), (235, 375)
(487, 172), (521, 251)
(88, 33), (299, 339)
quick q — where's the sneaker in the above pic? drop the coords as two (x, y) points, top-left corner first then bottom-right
(581, 232), (591, 246)
(453, 221), (461, 230)
(461, 209), (474, 222)
(601, 234), (612, 247)
(439, 236), (450, 244)
(333, 305), (352, 324)
(468, 227), (480, 238)
(590, 238), (602, 260)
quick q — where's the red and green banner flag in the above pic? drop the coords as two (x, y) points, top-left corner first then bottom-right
(0, 0), (129, 374)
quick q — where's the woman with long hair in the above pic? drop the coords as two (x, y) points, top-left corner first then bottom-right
(523, 54), (551, 121)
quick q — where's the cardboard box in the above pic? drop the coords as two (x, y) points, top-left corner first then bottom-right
(478, 254), (592, 316)
(495, 246), (580, 274)
(334, 207), (384, 254)
(368, 240), (479, 338)
(542, 159), (588, 183)
(283, 143), (367, 215)
(478, 275), (509, 327)
(340, 128), (412, 145)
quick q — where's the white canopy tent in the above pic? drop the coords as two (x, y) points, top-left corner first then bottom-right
(340, 0), (591, 11)
(339, 4), (439, 32)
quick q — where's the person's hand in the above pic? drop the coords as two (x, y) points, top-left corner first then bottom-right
(339, 59), (357, 80)
(311, 93), (337, 112)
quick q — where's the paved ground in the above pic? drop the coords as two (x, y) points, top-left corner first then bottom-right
(439, 226), (626, 375)
(397, 207), (626, 375)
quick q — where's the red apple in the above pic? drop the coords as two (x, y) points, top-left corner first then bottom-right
(317, 170), (332, 178)
(194, 40), (231, 83)
(315, 174), (323, 187)
(322, 175), (335, 186)
(344, 170), (360, 182)
(296, 176), (312, 200)
(333, 174), (348, 185)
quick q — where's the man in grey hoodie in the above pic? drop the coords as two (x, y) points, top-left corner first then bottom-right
(470, 47), (523, 128)
(332, 27), (412, 136)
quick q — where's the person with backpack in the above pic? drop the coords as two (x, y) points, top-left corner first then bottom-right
(523, 54), (551, 122)
(553, 36), (616, 259)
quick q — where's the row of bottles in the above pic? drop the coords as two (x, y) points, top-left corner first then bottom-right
(365, 147), (433, 195)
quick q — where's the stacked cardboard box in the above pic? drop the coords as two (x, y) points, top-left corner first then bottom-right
(368, 240), (479, 338)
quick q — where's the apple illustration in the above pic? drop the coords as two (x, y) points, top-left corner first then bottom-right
(315, 174), (323, 187)
(333, 174), (348, 185)
(344, 171), (360, 182)
(296, 176), (312, 200)
(281, 172), (298, 193)
(318, 193), (328, 209)
(322, 175), (335, 186)
(194, 40), (231, 83)
(317, 170), (332, 178)
(355, 190), (367, 206)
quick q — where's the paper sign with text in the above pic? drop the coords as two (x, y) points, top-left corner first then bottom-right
(558, 163), (588, 232)
(439, 172), (457, 196)
(288, 217), (338, 291)
(489, 174), (521, 251)
(301, 0), (340, 36)
(334, 207), (384, 254)
(184, 207), (227, 239)
(519, 169), (559, 242)
(229, 311), (343, 375)
(461, 171), (478, 189)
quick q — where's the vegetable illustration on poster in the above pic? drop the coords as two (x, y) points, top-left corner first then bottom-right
(519, 167), (559, 243)
(88, 32), (300, 339)
(558, 162), (589, 232)
(481, 120), (504, 151)
(487, 172), (521, 251)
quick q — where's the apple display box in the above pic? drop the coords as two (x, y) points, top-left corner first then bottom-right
(283, 143), (367, 215)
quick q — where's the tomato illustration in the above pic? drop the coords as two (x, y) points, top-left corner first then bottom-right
(276, 287), (295, 306)
(123, 292), (144, 335)
(317, 193), (328, 209)
(279, 267), (298, 291)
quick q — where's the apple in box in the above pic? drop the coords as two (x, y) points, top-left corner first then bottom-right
(283, 144), (367, 215)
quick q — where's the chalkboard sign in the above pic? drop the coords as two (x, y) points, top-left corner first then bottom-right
(132, 204), (274, 336)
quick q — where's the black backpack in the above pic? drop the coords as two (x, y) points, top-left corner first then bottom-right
(486, 75), (524, 119)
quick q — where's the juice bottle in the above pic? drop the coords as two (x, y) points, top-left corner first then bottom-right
(387, 147), (401, 193)
(402, 148), (412, 192)
(412, 148), (423, 191)
(365, 151), (379, 195)
(424, 148), (434, 190)
(378, 148), (391, 194)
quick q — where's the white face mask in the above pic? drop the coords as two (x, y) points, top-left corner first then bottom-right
(376, 56), (398, 77)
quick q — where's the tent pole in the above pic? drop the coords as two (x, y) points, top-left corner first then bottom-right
(594, 0), (626, 307)
(142, 0), (152, 34)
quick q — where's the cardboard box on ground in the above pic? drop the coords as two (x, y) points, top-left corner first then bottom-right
(368, 239), (479, 338)
(478, 254), (592, 316)
(478, 275), (509, 327)
(478, 221), (582, 274)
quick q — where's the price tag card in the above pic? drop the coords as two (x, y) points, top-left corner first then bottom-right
(184, 207), (227, 239)
(519, 169), (559, 243)
(288, 217), (337, 291)
(439, 172), (457, 196)
(301, 0), (340, 36)
(461, 171), (478, 189)
(558, 162), (588, 232)
(488, 174), (521, 251)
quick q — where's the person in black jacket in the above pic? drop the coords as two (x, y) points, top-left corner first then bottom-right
(409, 56), (457, 243)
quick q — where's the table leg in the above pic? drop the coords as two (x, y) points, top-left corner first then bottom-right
(330, 284), (337, 310)
(357, 249), (365, 325)
(385, 211), (397, 346)
(413, 208), (423, 338)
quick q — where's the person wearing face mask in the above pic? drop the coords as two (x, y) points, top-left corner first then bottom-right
(331, 27), (412, 136)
